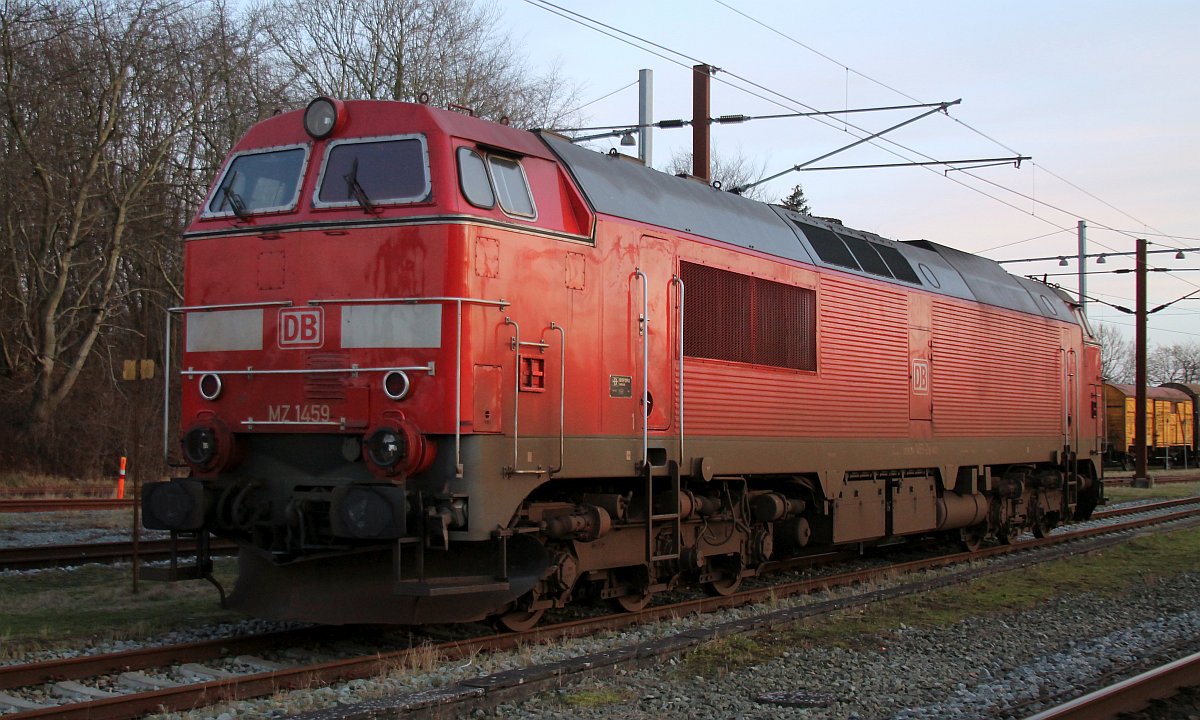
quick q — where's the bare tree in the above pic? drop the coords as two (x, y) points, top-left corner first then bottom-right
(1148, 341), (1200, 385)
(256, 0), (580, 128)
(1093, 323), (1133, 383)
(0, 0), (284, 445)
(666, 148), (769, 200)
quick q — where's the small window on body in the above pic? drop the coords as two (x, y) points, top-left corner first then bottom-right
(458, 148), (495, 208)
(487, 155), (536, 218)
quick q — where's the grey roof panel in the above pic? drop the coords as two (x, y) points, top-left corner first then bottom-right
(1013, 275), (1075, 320)
(541, 135), (814, 264)
(776, 210), (977, 302)
(906, 239), (1047, 315)
(541, 132), (1074, 320)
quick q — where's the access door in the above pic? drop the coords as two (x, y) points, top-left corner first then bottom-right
(909, 295), (932, 422)
(637, 236), (675, 431)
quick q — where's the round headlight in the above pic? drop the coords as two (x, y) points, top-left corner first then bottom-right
(303, 96), (343, 139)
(199, 373), (222, 401)
(366, 428), (406, 468)
(182, 427), (217, 468)
(382, 370), (410, 400)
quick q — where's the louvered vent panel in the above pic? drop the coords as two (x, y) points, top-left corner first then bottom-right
(681, 262), (816, 371)
(305, 353), (348, 400)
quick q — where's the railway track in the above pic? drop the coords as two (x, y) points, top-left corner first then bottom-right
(1025, 650), (1200, 719)
(1, 499), (1198, 719)
(0, 538), (237, 571)
(0, 498), (133, 513)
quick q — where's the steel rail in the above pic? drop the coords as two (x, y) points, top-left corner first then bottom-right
(1024, 650), (1200, 720)
(0, 499), (133, 513)
(0, 627), (339, 691)
(0, 538), (236, 571)
(4, 505), (1199, 720)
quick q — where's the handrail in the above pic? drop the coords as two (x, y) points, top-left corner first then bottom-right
(672, 275), (685, 469)
(503, 318), (545, 476)
(308, 296), (509, 309)
(504, 316), (521, 474)
(1061, 347), (1069, 453)
(634, 268), (649, 470)
(547, 322), (566, 475)
(169, 301), (293, 313)
(182, 364), (434, 378)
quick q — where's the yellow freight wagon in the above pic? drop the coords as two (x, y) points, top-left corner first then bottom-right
(1162, 382), (1200, 461)
(1104, 384), (1194, 468)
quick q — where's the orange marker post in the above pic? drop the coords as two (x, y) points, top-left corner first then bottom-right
(117, 456), (127, 499)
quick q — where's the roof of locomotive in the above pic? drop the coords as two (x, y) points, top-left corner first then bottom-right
(540, 133), (1074, 322)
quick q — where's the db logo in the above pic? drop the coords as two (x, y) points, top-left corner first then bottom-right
(911, 358), (930, 394)
(278, 308), (323, 348)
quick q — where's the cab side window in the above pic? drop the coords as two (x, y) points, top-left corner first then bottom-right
(456, 146), (537, 219)
(457, 148), (495, 208)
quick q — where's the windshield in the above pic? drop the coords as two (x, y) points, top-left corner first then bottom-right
(206, 146), (307, 217)
(315, 135), (430, 208)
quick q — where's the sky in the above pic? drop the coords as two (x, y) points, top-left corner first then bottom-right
(499, 0), (1200, 349)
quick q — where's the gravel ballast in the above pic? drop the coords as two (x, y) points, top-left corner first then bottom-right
(5, 497), (1200, 719)
(142, 526), (1200, 720)
(489, 573), (1200, 720)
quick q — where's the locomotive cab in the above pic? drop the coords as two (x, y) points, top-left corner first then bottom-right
(144, 98), (594, 623)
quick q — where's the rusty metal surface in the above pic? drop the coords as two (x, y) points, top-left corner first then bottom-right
(1024, 650), (1200, 720)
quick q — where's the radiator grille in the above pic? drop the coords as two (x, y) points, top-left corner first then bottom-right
(681, 262), (816, 371)
(305, 353), (348, 400)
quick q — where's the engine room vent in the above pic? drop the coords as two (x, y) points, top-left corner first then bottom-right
(305, 353), (348, 400)
(680, 262), (816, 372)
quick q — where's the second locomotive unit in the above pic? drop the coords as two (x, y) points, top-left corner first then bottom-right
(143, 97), (1105, 629)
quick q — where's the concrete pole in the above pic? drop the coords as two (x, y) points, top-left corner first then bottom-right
(1077, 220), (1087, 310)
(638, 69), (653, 167)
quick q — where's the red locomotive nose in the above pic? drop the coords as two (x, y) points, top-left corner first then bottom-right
(363, 417), (434, 479)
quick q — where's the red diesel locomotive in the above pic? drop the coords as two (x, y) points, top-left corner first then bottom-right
(143, 97), (1105, 629)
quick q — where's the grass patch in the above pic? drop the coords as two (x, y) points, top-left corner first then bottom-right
(0, 558), (241, 657)
(560, 687), (633, 708)
(679, 633), (773, 678)
(0, 471), (116, 496)
(0, 509), (137, 533)
(682, 525), (1200, 672)
(1105, 481), (1200, 502)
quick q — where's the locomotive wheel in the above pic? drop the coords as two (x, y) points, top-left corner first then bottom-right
(958, 525), (986, 552)
(1032, 512), (1057, 539)
(494, 605), (546, 632)
(611, 589), (652, 613)
(702, 555), (744, 596)
(607, 567), (652, 612)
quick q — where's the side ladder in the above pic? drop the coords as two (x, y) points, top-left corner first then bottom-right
(645, 460), (682, 563)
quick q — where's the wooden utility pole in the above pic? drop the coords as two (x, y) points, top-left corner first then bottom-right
(1132, 238), (1152, 487)
(692, 64), (712, 182)
(122, 358), (156, 591)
